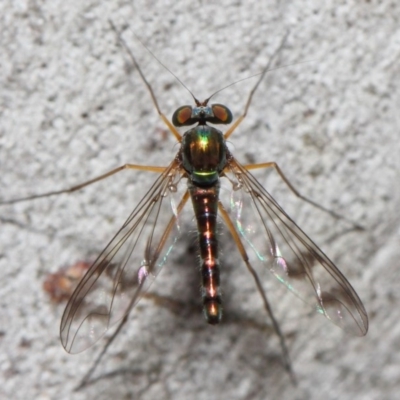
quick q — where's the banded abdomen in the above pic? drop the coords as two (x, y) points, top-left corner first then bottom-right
(188, 182), (222, 324)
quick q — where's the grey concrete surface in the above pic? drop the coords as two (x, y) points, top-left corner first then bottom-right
(1, 1), (400, 399)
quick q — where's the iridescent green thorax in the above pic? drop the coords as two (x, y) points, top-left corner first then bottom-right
(181, 125), (227, 186)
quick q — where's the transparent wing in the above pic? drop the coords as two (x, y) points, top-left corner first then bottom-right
(225, 159), (368, 336)
(60, 160), (189, 353)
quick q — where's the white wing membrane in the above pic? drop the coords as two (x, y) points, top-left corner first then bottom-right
(60, 161), (188, 353)
(226, 159), (368, 336)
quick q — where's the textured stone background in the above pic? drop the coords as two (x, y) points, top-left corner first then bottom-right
(1, 1), (400, 399)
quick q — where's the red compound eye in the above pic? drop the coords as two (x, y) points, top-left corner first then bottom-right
(172, 106), (193, 126)
(211, 104), (232, 124)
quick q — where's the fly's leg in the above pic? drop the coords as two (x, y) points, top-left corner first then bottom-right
(244, 161), (364, 230)
(74, 313), (129, 391)
(1, 164), (167, 205)
(109, 21), (182, 142)
(75, 190), (190, 390)
(223, 32), (289, 140)
(218, 200), (296, 385)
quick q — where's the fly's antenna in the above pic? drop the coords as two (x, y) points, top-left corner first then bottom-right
(109, 20), (198, 104)
(205, 31), (317, 104)
(205, 58), (316, 103)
